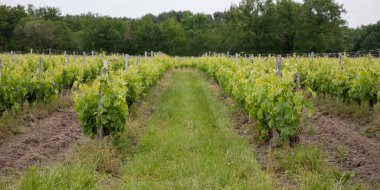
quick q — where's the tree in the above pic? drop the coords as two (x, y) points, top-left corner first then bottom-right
(159, 17), (186, 55)
(27, 4), (61, 21)
(350, 21), (380, 51)
(0, 5), (27, 50)
(78, 15), (126, 52)
(15, 19), (55, 50)
(294, 0), (346, 52)
(132, 15), (162, 53)
(52, 20), (78, 50)
(272, 0), (301, 53)
(181, 13), (213, 55)
(0, 3), (375, 55)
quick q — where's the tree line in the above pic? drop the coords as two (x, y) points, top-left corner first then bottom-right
(0, 0), (379, 56)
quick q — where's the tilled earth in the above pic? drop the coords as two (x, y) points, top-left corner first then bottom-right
(302, 110), (380, 188)
(0, 107), (88, 176)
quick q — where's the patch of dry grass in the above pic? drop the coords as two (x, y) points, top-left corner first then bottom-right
(0, 94), (73, 140)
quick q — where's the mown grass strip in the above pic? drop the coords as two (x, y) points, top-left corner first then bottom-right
(118, 69), (274, 189)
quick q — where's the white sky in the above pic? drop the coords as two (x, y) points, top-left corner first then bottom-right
(1, 0), (379, 28)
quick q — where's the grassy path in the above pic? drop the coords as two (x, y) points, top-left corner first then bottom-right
(118, 70), (274, 189)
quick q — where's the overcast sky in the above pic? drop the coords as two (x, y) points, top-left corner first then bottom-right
(1, 0), (379, 28)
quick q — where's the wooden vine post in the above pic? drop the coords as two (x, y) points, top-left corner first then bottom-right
(151, 51), (154, 64)
(292, 73), (301, 145)
(294, 73), (300, 93)
(369, 50), (380, 116)
(83, 52), (86, 67)
(10, 51), (14, 64)
(0, 59), (2, 84)
(276, 55), (282, 77)
(97, 60), (109, 142)
(65, 54), (69, 66)
(125, 54), (129, 71)
(250, 55), (254, 76)
(271, 55), (282, 147)
(248, 56), (253, 122)
(369, 100), (375, 119)
(35, 55), (43, 104)
(235, 53), (238, 64)
(369, 50), (376, 118)
(248, 55), (254, 123)
(97, 77), (103, 142)
(38, 55), (43, 79)
(136, 56), (139, 65)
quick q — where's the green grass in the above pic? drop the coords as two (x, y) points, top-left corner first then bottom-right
(270, 145), (365, 190)
(8, 140), (121, 190)
(118, 70), (274, 189)
(21, 165), (98, 190)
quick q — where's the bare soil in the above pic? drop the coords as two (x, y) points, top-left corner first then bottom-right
(302, 110), (380, 188)
(0, 107), (88, 177)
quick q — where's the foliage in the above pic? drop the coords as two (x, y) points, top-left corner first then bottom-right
(349, 21), (380, 51)
(2, 54), (380, 142)
(0, 54), (104, 114)
(196, 57), (314, 142)
(73, 55), (171, 138)
(1, 1), (376, 55)
(296, 56), (380, 106)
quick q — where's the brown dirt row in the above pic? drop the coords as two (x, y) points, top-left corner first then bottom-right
(302, 110), (380, 187)
(0, 107), (88, 177)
